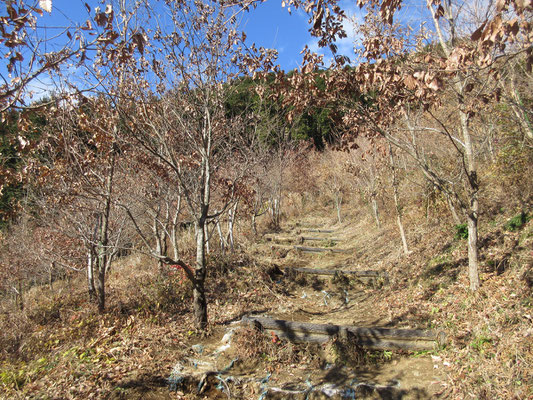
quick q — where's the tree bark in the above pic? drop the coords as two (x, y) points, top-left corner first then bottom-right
(216, 216), (226, 254)
(371, 195), (381, 229)
(460, 108), (480, 291)
(155, 219), (167, 272)
(96, 149), (116, 313)
(227, 201), (238, 252)
(194, 216), (208, 330)
(171, 194), (182, 260)
(96, 216), (107, 313)
(446, 195), (462, 225)
(389, 145), (409, 254)
(334, 192), (342, 224)
(251, 213), (257, 236)
(49, 261), (55, 290)
(204, 223), (210, 255)
(16, 281), (24, 312)
(467, 207), (480, 291)
(87, 247), (96, 300)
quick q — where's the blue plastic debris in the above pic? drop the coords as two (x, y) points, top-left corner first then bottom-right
(342, 388), (356, 399)
(304, 376), (314, 400)
(221, 358), (238, 373)
(167, 363), (185, 392)
(260, 372), (272, 384)
(258, 372), (272, 400)
(321, 290), (331, 305)
(192, 344), (204, 354)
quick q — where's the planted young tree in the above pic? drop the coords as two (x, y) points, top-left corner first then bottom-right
(101, 0), (276, 329)
(387, 144), (410, 255)
(343, 140), (387, 229)
(27, 96), (127, 311)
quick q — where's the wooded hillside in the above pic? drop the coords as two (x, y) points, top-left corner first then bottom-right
(0, 0), (531, 398)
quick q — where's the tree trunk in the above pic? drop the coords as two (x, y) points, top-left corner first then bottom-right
(16, 281), (24, 312)
(49, 262), (54, 290)
(509, 72), (533, 140)
(194, 216), (208, 330)
(392, 181), (409, 254)
(87, 248), (96, 300)
(446, 195), (462, 225)
(460, 108), (480, 291)
(155, 226), (167, 272)
(467, 208), (480, 291)
(227, 201), (237, 252)
(430, 0), (480, 291)
(389, 145), (409, 254)
(334, 193), (342, 224)
(204, 223), (210, 255)
(270, 197), (281, 228)
(251, 213), (257, 236)
(216, 216), (226, 254)
(371, 195), (381, 229)
(171, 195), (181, 260)
(96, 251), (106, 312)
(96, 150), (115, 313)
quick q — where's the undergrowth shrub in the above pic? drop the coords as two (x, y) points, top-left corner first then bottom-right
(207, 252), (252, 277)
(135, 273), (193, 315)
(0, 312), (32, 360)
(322, 335), (394, 367)
(504, 211), (530, 231)
(27, 295), (63, 325)
(454, 223), (468, 240)
(0, 356), (54, 391)
(233, 327), (317, 367)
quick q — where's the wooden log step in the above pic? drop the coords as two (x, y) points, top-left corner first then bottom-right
(301, 236), (342, 242)
(289, 267), (387, 279)
(264, 235), (296, 244)
(241, 316), (445, 351)
(301, 229), (335, 233)
(294, 246), (348, 253)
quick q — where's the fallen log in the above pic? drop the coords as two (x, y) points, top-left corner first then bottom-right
(302, 229), (335, 233)
(241, 316), (445, 351)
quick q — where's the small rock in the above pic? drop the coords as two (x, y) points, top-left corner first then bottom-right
(221, 329), (234, 344)
(192, 344), (204, 354)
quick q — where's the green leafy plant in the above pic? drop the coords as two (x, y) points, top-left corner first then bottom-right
(504, 212), (530, 231)
(454, 223), (468, 240)
(320, 239), (337, 248)
(470, 335), (492, 353)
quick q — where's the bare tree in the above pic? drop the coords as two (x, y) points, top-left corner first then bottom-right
(26, 96), (127, 311)
(278, 0), (532, 291)
(102, 0), (274, 329)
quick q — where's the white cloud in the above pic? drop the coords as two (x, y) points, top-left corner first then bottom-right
(303, 0), (366, 67)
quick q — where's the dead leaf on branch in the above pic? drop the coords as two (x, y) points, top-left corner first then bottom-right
(427, 78), (442, 91)
(471, 22), (487, 41)
(496, 0), (508, 12)
(39, 0), (52, 13)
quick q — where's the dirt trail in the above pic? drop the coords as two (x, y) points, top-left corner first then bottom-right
(170, 219), (447, 399)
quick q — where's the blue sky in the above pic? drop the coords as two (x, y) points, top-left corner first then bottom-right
(29, 0), (359, 71)
(1, 0), (435, 102)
